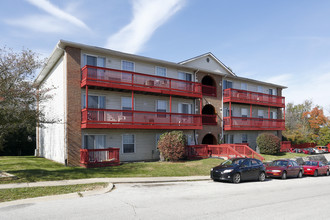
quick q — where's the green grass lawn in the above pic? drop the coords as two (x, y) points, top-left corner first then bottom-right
(261, 152), (308, 161)
(0, 182), (108, 203)
(0, 156), (224, 183)
(0, 153), (308, 184)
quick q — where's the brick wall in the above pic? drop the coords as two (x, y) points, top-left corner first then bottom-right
(65, 46), (82, 166)
(196, 72), (222, 144)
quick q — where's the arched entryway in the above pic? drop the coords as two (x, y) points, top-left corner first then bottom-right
(202, 104), (217, 125)
(202, 133), (217, 145)
(201, 75), (216, 96)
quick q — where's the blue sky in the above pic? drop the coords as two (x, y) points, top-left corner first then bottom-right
(1, 0), (330, 114)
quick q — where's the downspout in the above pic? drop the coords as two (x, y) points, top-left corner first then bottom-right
(193, 69), (200, 145)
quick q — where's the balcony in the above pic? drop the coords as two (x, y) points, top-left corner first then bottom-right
(202, 85), (216, 97)
(81, 65), (202, 98)
(202, 115), (217, 125)
(81, 108), (202, 130)
(223, 117), (285, 131)
(223, 88), (285, 108)
(80, 148), (120, 168)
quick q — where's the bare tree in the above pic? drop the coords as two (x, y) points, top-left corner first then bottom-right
(0, 47), (49, 153)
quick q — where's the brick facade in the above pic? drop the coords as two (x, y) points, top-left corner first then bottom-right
(65, 46), (82, 166)
(196, 72), (223, 144)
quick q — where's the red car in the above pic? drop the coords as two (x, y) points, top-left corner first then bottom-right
(266, 159), (304, 179)
(303, 161), (329, 176)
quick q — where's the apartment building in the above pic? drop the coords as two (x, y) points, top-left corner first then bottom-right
(35, 40), (286, 166)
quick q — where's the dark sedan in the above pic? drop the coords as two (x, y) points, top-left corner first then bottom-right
(210, 158), (266, 184)
(266, 159), (303, 179)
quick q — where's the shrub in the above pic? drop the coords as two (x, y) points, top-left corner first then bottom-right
(157, 131), (186, 161)
(256, 133), (281, 155)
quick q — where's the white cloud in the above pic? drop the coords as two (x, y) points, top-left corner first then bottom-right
(25, 0), (89, 30)
(106, 0), (185, 53)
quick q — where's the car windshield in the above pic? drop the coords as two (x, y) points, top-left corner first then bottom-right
(221, 159), (245, 166)
(271, 160), (288, 167)
(305, 161), (318, 166)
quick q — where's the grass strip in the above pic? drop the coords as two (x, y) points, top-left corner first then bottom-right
(0, 182), (108, 203)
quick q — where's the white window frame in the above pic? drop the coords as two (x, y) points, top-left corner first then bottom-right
(258, 110), (264, 118)
(122, 134), (135, 154)
(155, 66), (167, 77)
(241, 82), (247, 90)
(178, 103), (192, 114)
(83, 134), (106, 149)
(257, 86), (264, 93)
(242, 134), (248, 143)
(82, 94), (106, 109)
(83, 54), (105, 67)
(121, 97), (134, 110)
(270, 111), (277, 119)
(156, 100), (167, 112)
(121, 60), (135, 72)
(241, 108), (248, 117)
(178, 71), (192, 81)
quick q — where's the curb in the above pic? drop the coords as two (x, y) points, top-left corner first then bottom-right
(0, 182), (114, 208)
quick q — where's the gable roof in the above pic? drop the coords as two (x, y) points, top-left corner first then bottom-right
(179, 52), (237, 76)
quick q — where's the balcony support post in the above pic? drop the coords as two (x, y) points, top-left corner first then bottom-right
(86, 85), (88, 109)
(132, 91), (134, 123)
(170, 95), (172, 124)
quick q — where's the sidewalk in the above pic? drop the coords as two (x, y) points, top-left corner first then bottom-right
(0, 176), (210, 189)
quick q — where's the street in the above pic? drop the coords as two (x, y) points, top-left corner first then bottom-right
(2, 176), (330, 220)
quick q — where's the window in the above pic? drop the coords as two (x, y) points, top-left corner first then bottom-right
(224, 108), (232, 117)
(269, 89), (273, 95)
(185, 134), (194, 145)
(156, 66), (167, 77)
(123, 134), (135, 153)
(122, 60), (134, 71)
(84, 135), (106, 149)
(224, 134), (234, 144)
(223, 80), (233, 89)
(122, 97), (133, 116)
(258, 110), (264, 119)
(242, 134), (248, 143)
(241, 83), (247, 90)
(83, 55), (105, 67)
(257, 86), (264, 93)
(241, 159), (251, 167)
(270, 111), (277, 119)
(157, 100), (167, 118)
(178, 72), (192, 81)
(251, 159), (258, 166)
(241, 108), (248, 118)
(179, 103), (192, 114)
(82, 95), (105, 109)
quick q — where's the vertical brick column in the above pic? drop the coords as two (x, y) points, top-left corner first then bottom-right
(65, 46), (81, 166)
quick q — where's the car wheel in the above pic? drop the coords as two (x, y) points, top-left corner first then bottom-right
(281, 171), (287, 180)
(327, 170), (329, 176)
(314, 170), (318, 177)
(232, 173), (241, 184)
(297, 170), (303, 178)
(258, 172), (266, 182)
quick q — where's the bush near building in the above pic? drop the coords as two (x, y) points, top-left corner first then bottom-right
(157, 131), (186, 161)
(257, 133), (281, 155)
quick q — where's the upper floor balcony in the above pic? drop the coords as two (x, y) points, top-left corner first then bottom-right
(223, 88), (285, 108)
(81, 65), (202, 98)
(223, 116), (285, 131)
(81, 108), (202, 130)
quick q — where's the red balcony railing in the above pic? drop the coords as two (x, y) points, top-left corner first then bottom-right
(223, 88), (285, 108)
(81, 65), (202, 98)
(80, 148), (120, 168)
(81, 108), (202, 129)
(202, 115), (217, 125)
(202, 85), (216, 97)
(223, 117), (285, 130)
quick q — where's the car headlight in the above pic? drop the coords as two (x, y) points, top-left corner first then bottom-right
(272, 170), (281, 172)
(211, 168), (213, 171)
(223, 169), (233, 173)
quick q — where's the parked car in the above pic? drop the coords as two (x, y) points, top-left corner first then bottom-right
(302, 148), (315, 154)
(266, 159), (303, 179)
(314, 146), (329, 154)
(210, 158), (266, 184)
(289, 148), (303, 153)
(303, 161), (329, 176)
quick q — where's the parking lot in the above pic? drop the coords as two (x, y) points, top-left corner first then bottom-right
(2, 175), (330, 220)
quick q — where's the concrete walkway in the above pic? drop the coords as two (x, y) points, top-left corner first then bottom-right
(0, 176), (210, 189)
